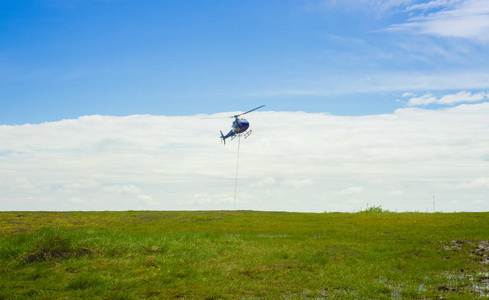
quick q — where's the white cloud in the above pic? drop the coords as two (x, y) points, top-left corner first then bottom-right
(438, 91), (487, 104)
(335, 187), (363, 196)
(182, 193), (233, 206)
(406, 93), (437, 106)
(104, 185), (141, 195)
(138, 195), (159, 206)
(316, 0), (416, 14)
(406, 0), (454, 11)
(406, 90), (488, 106)
(458, 177), (489, 189)
(389, 0), (489, 42)
(388, 190), (404, 196)
(1, 104), (489, 212)
(259, 177), (276, 186)
(282, 178), (314, 188)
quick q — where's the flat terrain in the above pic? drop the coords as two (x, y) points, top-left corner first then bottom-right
(0, 210), (488, 299)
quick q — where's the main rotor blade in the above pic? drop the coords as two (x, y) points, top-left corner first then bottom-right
(201, 105), (265, 119)
(201, 116), (231, 119)
(233, 105), (265, 118)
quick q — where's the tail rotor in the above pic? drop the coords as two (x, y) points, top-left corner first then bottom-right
(220, 131), (226, 145)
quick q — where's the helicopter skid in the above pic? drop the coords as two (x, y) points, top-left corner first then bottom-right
(230, 130), (252, 141)
(244, 130), (252, 138)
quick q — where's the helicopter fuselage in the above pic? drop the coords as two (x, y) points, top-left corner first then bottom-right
(220, 118), (249, 144)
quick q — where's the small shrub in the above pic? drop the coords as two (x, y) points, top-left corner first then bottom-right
(357, 204), (391, 214)
(21, 228), (91, 263)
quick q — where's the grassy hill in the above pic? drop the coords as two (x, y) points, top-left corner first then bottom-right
(0, 210), (488, 299)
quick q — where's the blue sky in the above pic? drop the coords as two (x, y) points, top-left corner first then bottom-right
(1, 0), (489, 212)
(2, 0), (488, 124)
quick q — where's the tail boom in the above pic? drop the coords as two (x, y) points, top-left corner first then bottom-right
(220, 130), (235, 145)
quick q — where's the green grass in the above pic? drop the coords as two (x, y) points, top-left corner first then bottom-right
(0, 211), (488, 299)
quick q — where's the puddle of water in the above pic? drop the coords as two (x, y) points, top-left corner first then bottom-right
(439, 272), (489, 297)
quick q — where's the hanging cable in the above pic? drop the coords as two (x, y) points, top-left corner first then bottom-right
(234, 134), (241, 210)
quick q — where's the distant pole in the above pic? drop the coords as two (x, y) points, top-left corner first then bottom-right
(433, 195), (435, 213)
(234, 135), (241, 210)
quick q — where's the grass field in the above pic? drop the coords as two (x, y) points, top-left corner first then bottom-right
(0, 210), (488, 299)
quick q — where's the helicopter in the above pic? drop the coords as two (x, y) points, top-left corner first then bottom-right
(218, 105), (265, 145)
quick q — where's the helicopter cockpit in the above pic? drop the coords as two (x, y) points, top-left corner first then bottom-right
(233, 118), (250, 133)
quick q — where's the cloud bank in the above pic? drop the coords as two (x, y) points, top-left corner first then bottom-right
(1, 102), (488, 212)
(389, 0), (489, 42)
